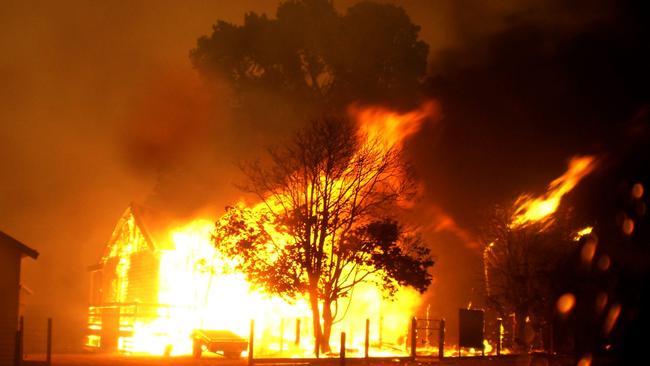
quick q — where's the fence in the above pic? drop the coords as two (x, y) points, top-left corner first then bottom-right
(15, 316), (51, 366)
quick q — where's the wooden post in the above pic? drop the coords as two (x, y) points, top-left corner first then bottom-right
(438, 318), (445, 360)
(295, 318), (300, 345)
(340, 332), (346, 366)
(496, 318), (502, 356)
(379, 315), (383, 348)
(410, 317), (417, 359)
(248, 320), (254, 366)
(15, 316), (24, 366)
(364, 319), (370, 359)
(549, 322), (554, 355)
(46, 318), (52, 366)
(279, 318), (284, 353)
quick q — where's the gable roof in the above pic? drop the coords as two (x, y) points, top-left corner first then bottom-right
(0, 231), (39, 259)
(101, 203), (179, 261)
(129, 203), (176, 250)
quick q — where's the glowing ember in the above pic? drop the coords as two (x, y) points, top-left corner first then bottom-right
(631, 183), (644, 199)
(556, 293), (576, 316)
(573, 226), (593, 241)
(597, 255), (611, 271)
(622, 218), (635, 235)
(577, 353), (593, 366)
(580, 239), (597, 265)
(603, 303), (621, 336)
(510, 156), (596, 228)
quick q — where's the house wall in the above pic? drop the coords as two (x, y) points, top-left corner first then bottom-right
(87, 211), (161, 352)
(126, 251), (158, 304)
(0, 243), (21, 366)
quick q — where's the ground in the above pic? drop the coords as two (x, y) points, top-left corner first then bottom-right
(21, 354), (594, 366)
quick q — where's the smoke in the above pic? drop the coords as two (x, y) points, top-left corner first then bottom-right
(1, 0), (646, 351)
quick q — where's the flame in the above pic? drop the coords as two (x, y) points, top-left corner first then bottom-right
(350, 101), (437, 153)
(573, 226), (593, 241)
(91, 103), (438, 357)
(510, 156), (596, 228)
(108, 219), (422, 356)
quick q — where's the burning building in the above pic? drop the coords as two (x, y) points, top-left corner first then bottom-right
(86, 203), (422, 357)
(85, 203), (171, 353)
(85, 103), (439, 357)
(85, 203), (284, 356)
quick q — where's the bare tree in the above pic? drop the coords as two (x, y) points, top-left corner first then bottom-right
(482, 205), (578, 349)
(213, 116), (433, 353)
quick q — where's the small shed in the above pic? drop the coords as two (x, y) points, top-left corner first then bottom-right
(0, 231), (38, 366)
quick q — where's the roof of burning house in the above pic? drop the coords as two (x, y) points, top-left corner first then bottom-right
(99, 203), (187, 263)
(0, 230), (39, 259)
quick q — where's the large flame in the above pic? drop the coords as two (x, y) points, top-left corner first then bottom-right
(94, 102), (436, 357)
(119, 219), (421, 356)
(510, 156), (596, 228)
(351, 101), (438, 153)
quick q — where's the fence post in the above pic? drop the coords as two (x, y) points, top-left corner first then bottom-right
(439, 318), (445, 360)
(379, 315), (383, 348)
(549, 322), (554, 355)
(15, 316), (24, 366)
(410, 317), (417, 359)
(340, 332), (346, 366)
(46, 318), (52, 366)
(364, 319), (370, 359)
(295, 318), (300, 346)
(248, 320), (254, 366)
(280, 318), (284, 353)
(496, 318), (502, 356)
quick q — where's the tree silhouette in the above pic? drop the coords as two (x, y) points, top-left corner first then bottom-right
(481, 205), (582, 350)
(213, 116), (433, 353)
(191, 0), (428, 123)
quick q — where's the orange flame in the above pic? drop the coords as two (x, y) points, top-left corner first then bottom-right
(115, 219), (421, 356)
(350, 101), (438, 153)
(510, 156), (596, 228)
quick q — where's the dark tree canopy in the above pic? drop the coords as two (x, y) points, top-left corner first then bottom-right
(191, 0), (429, 120)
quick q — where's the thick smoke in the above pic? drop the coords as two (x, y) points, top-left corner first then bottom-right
(1, 0), (646, 351)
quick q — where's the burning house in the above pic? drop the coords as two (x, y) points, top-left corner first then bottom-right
(86, 203), (266, 356)
(86, 198), (425, 357)
(85, 103), (442, 357)
(85, 204), (170, 353)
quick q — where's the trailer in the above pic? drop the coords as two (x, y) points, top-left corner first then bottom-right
(192, 329), (248, 358)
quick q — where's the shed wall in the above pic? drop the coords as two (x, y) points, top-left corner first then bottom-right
(0, 243), (21, 366)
